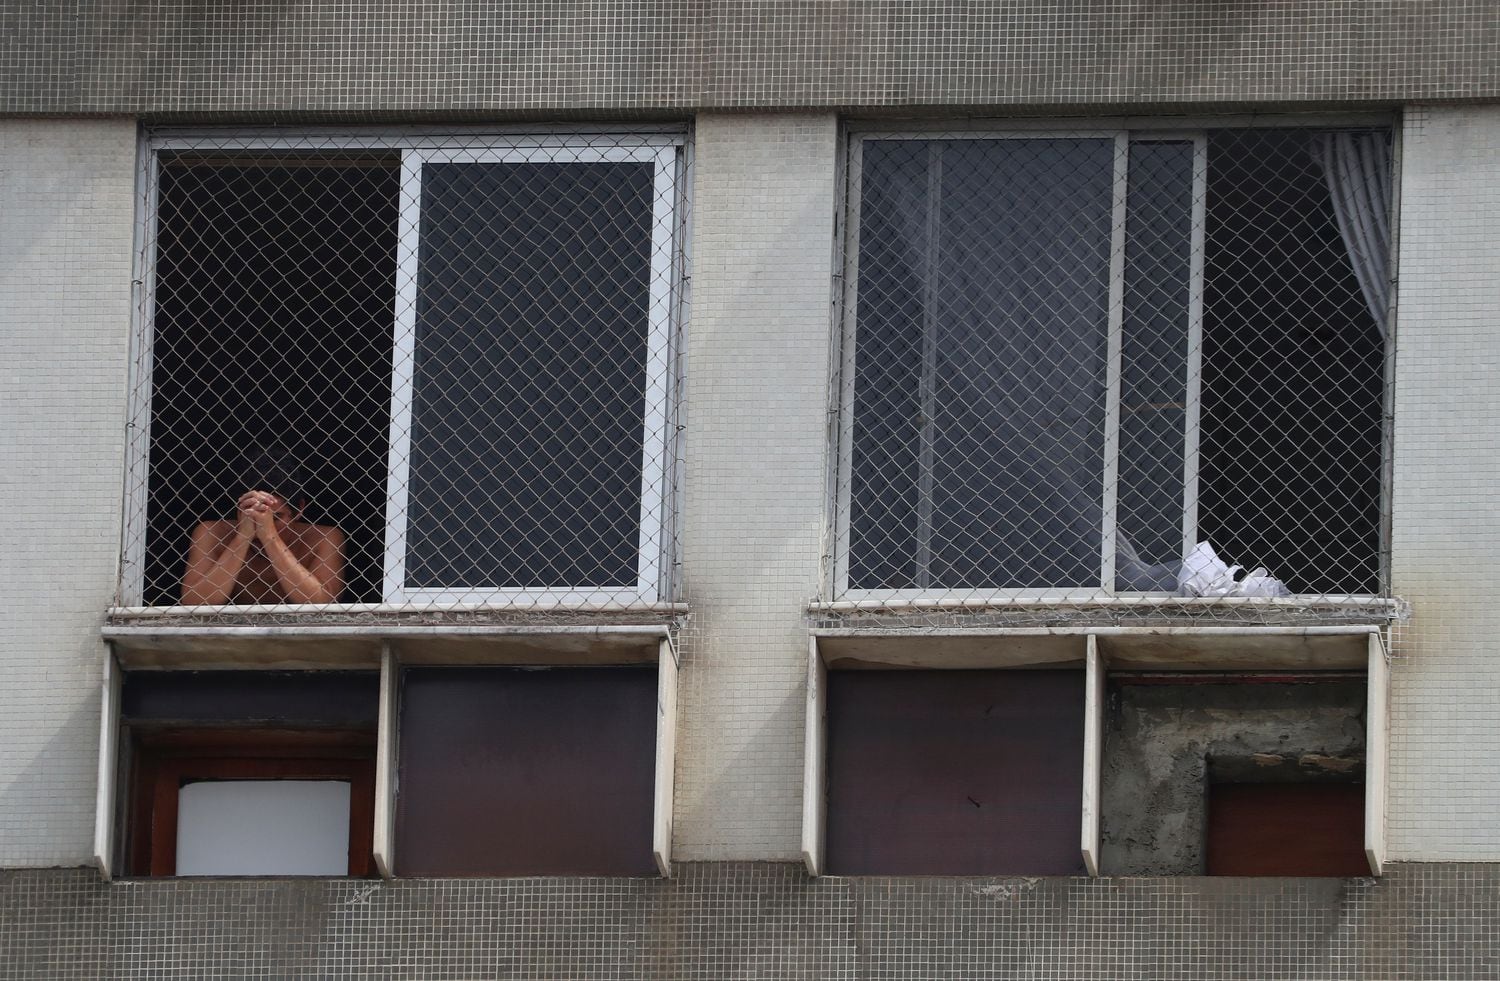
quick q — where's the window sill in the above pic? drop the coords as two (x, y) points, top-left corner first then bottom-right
(101, 618), (671, 670)
(811, 624), (1380, 672)
(812, 594), (1402, 614)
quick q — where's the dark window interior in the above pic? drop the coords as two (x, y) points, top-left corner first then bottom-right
(825, 669), (1086, 876)
(1199, 130), (1385, 595)
(146, 154), (399, 605)
(395, 665), (658, 876)
(1206, 783), (1367, 876)
(846, 129), (1387, 595)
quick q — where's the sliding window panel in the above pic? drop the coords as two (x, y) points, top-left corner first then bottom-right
(386, 146), (677, 605)
(845, 137), (1116, 592)
(1115, 139), (1197, 591)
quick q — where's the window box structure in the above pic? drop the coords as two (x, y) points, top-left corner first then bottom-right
(94, 628), (679, 879)
(801, 626), (1388, 877)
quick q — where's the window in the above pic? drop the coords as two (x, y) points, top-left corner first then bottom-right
(833, 126), (1391, 600)
(121, 132), (686, 610)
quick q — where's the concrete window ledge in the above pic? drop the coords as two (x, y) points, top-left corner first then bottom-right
(101, 619), (674, 670)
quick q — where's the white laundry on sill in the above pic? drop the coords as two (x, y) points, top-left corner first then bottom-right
(1177, 541), (1291, 598)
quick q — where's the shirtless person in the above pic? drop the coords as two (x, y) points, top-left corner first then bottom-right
(181, 454), (345, 605)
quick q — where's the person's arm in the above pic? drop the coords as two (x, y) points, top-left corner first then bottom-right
(255, 516), (346, 604)
(181, 517), (253, 605)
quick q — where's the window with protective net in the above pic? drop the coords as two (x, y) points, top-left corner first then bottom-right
(124, 135), (685, 609)
(834, 127), (1391, 600)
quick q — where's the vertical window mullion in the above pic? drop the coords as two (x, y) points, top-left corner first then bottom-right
(381, 148), (424, 604)
(633, 146), (679, 604)
(831, 137), (864, 600)
(1101, 134), (1130, 592)
(1182, 135), (1208, 560)
(915, 142), (943, 590)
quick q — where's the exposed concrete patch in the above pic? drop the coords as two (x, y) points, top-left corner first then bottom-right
(1100, 679), (1366, 875)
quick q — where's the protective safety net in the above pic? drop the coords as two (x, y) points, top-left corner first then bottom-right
(827, 127), (1394, 621)
(119, 132), (687, 615)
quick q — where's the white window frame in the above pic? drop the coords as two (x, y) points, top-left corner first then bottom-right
(118, 130), (685, 610)
(382, 143), (679, 607)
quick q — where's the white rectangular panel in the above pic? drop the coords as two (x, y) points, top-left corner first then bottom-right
(176, 781), (350, 876)
(92, 650), (122, 880)
(373, 644), (398, 878)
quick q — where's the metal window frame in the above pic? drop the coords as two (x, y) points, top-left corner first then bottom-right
(830, 121), (1381, 604)
(120, 129), (687, 611)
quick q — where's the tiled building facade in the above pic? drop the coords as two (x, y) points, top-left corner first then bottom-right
(4, 3), (1500, 977)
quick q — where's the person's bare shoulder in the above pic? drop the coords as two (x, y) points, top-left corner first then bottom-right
(191, 519), (237, 544)
(302, 522), (346, 548)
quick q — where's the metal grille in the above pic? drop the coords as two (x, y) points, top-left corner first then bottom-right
(828, 126), (1394, 619)
(118, 131), (687, 616)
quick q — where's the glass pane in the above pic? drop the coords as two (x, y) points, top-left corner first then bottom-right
(405, 160), (654, 591)
(849, 138), (1115, 590)
(176, 781), (350, 876)
(1116, 140), (1193, 591)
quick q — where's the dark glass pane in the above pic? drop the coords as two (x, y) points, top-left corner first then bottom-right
(1117, 140), (1193, 590)
(405, 161), (654, 590)
(1198, 130), (1385, 595)
(849, 138), (1114, 590)
(395, 666), (658, 876)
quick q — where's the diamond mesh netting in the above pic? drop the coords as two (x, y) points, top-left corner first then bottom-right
(117, 131), (687, 620)
(115, 124), (1400, 629)
(824, 126), (1399, 626)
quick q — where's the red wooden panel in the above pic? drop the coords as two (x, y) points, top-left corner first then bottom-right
(826, 669), (1086, 876)
(395, 666), (658, 876)
(1207, 783), (1366, 876)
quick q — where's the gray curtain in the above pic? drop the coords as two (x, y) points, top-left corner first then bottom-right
(1318, 132), (1393, 341)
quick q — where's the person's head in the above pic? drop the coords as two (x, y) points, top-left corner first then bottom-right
(240, 446), (309, 523)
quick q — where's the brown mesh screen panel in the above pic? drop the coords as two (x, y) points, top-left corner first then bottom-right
(825, 669), (1086, 876)
(394, 665), (657, 876)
